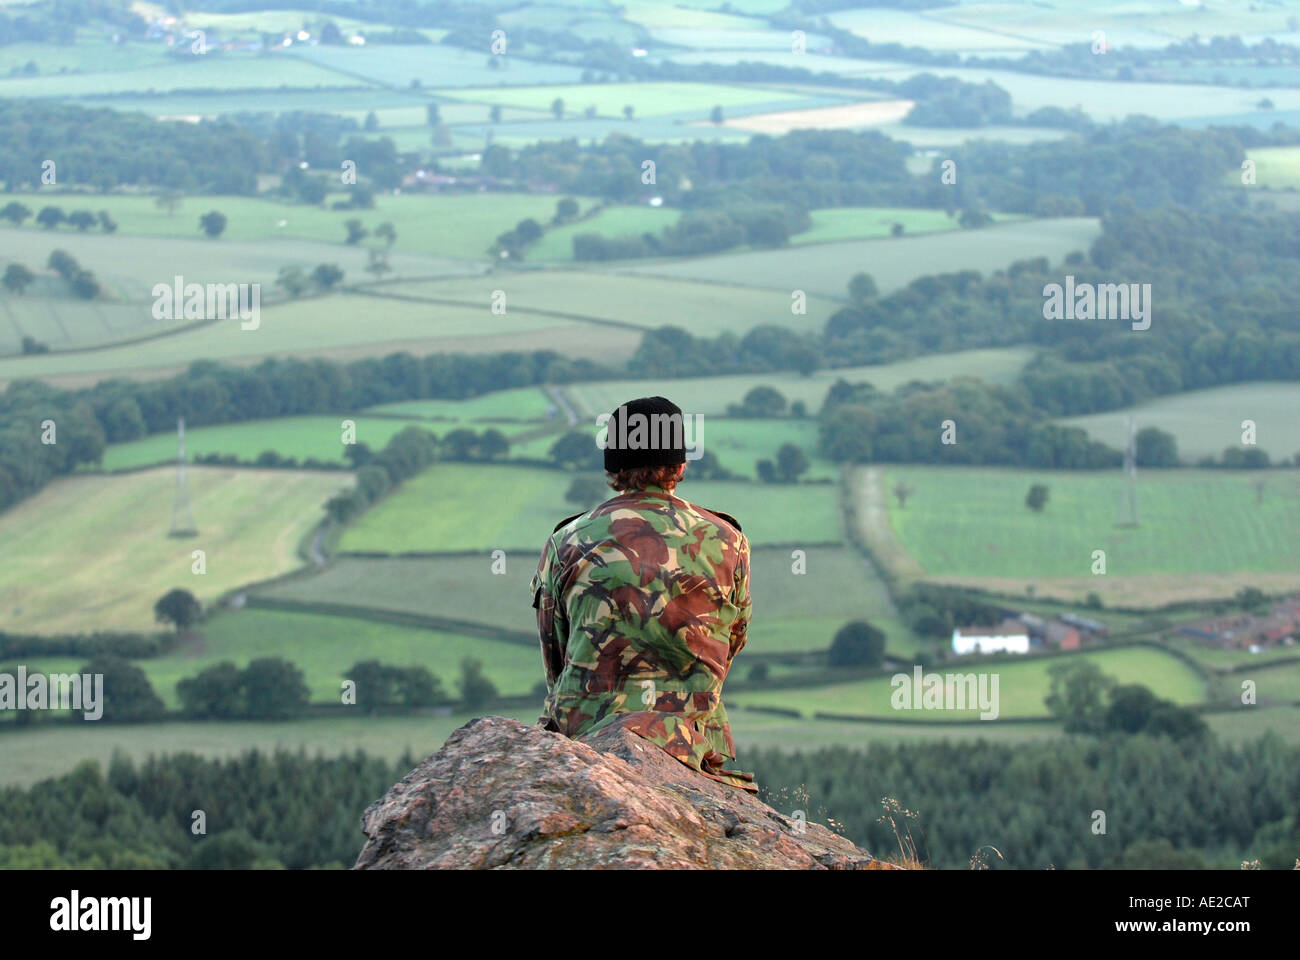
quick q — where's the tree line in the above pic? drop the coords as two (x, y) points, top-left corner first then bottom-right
(0, 728), (1295, 869)
(751, 732), (1299, 869)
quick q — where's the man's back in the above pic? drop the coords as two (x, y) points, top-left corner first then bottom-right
(531, 482), (756, 791)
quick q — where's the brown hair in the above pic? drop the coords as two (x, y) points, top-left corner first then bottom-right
(606, 463), (682, 493)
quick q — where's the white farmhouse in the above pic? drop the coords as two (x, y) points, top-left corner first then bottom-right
(952, 619), (1030, 656)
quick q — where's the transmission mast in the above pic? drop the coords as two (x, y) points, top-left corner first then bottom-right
(1117, 414), (1139, 527)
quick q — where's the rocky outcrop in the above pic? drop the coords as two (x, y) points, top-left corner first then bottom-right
(354, 715), (896, 870)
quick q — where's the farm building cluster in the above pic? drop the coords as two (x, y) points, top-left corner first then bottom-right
(951, 612), (1108, 656)
(1177, 597), (1300, 652)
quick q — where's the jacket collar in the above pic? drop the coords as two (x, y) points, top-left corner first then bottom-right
(620, 483), (674, 499)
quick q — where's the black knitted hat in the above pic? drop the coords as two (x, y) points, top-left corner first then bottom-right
(603, 396), (687, 471)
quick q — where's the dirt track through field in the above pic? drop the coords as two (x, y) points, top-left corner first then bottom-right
(847, 465), (927, 581)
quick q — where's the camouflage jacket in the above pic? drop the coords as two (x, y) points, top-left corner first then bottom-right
(530, 483), (757, 792)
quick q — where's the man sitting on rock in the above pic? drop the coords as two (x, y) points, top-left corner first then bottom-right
(530, 396), (757, 792)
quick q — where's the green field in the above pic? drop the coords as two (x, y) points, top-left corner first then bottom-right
(732, 646), (1206, 720)
(624, 217), (1102, 297)
(828, 7), (1052, 54)
(620, 0), (767, 32)
(257, 554), (542, 636)
(0, 293), (194, 355)
(441, 81), (808, 117)
(0, 38), (171, 75)
(1239, 147), (1300, 190)
(366, 386), (555, 421)
(97, 415), (542, 471)
(933, 0), (1300, 50)
(527, 206), (680, 261)
(0, 292), (639, 387)
(9, 608), (543, 709)
(700, 418), (833, 480)
(338, 463), (577, 553)
(291, 43), (587, 89)
(0, 191), (593, 259)
(0, 466), (349, 635)
(380, 269), (840, 337)
(882, 64), (1300, 125)
(1060, 382), (1300, 463)
(523, 206), (1019, 261)
(73, 88), (429, 118)
(337, 462), (843, 553)
(1, 225), (474, 362)
(0, 53), (350, 98)
(746, 545), (905, 654)
(258, 543), (898, 654)
(791, 207), (1023, 245)
(1243, 662), (1300, 707)
(883, 466), (1300, 596)
(566, 347), (1034, 418)
(0, 711), (531, 789)
(0, 223), (475, 303)
(508, 415), (834, 483)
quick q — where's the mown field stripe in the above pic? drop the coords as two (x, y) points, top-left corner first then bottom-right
(347, 286), (649, 331)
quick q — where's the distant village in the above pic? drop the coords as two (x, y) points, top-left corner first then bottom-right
(951, 596), (1300, 656)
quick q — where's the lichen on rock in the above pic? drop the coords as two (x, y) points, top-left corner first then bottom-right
(354, 715), (895, 870)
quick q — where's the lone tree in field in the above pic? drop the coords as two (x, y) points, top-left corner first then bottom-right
(344, 218), (368, 245)
(373, 221), (397, 248)
(1025, 483), (1050, 513)
(0, 201), (32, 226)
(1136, 426), (1178, 467)
(709, 104), (724, 125)
(2, 263), (34, 294)
(1044, 659), (1114, 734)
(892, 481), (914, 509)
(828, 620), (887, 668)
(489, 104), (502, 123)
(155, 588), (201, 633)
(36, 205), (65, 229)
(735, 384), (787, 417)
(69, 270), (99, 299)
(68, 210), (96, 232)
(156, 189), (183, 216)
(364, 248), (391, 280)
(312, 263), (344, 290)
(458, 657), (498, 711)
(199, 210), (227, 238)
(242, 657), (310, 720)
(276, 265), (307, 298)
(80, 655), (165, 722)
(847, 271), (878, 303)
(775, 443), (809, 483)
(426, 102), (441, 126)
(550, 97), (565, 119)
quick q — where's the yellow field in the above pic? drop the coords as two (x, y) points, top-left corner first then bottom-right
(0, 466), (352, 634)
(715, 99), (916, 133)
